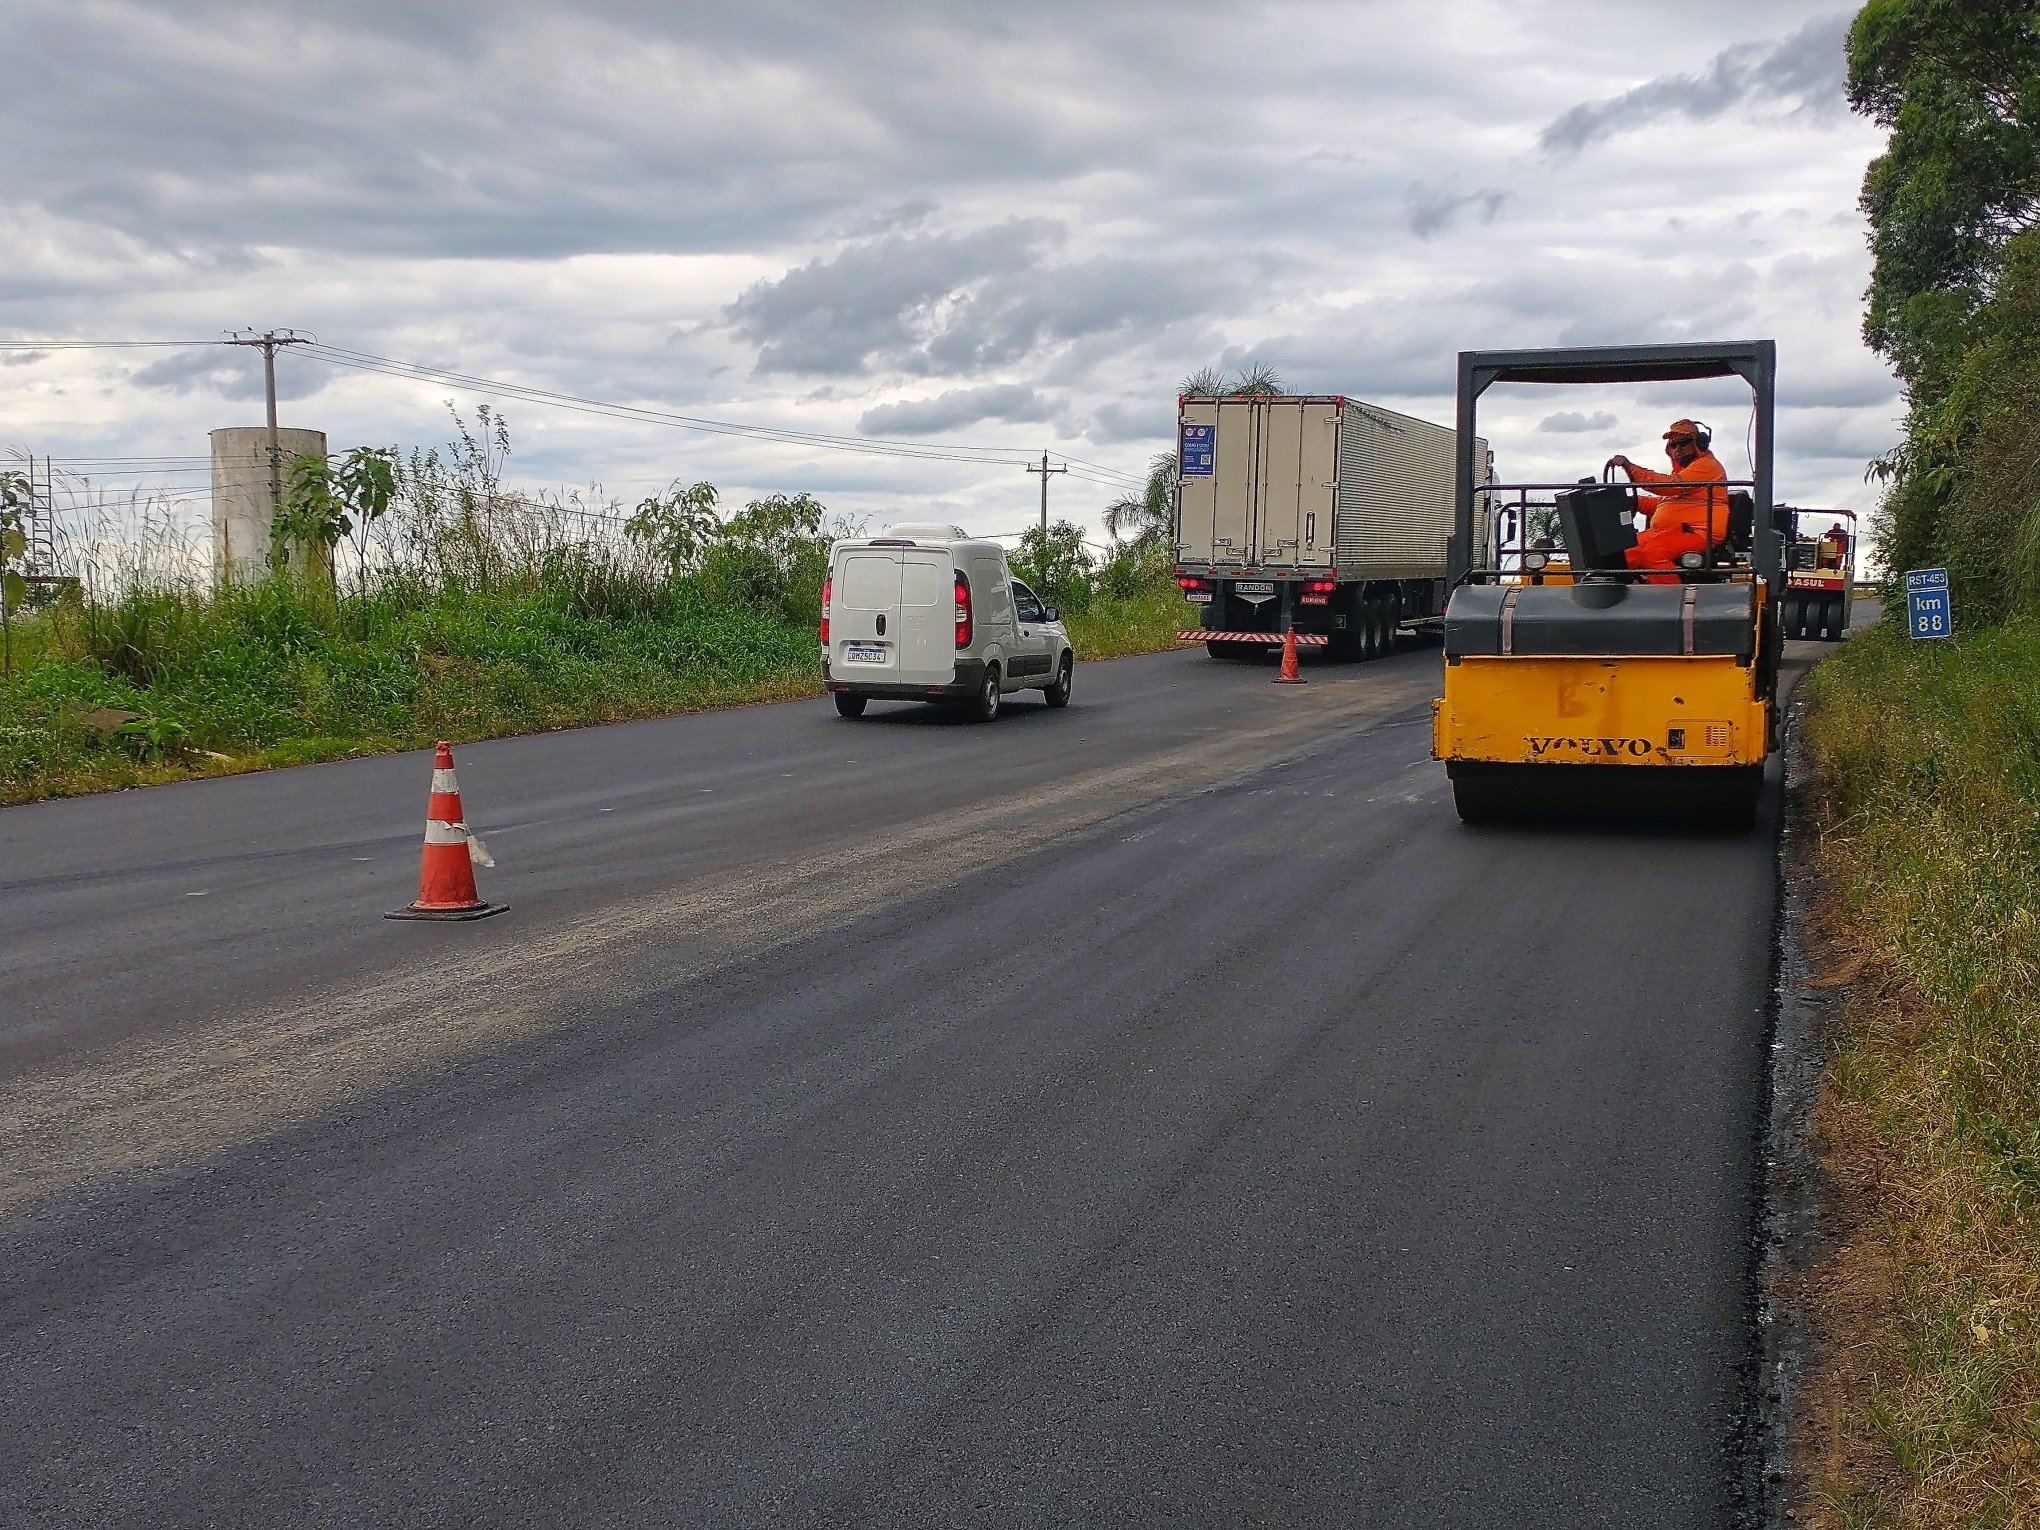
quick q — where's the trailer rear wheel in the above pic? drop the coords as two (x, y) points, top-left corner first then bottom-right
(1359, 596), (1383, 660)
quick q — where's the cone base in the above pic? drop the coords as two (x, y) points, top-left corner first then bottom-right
(386, 902), (508, 921)
(1272, 675), (1307, 684)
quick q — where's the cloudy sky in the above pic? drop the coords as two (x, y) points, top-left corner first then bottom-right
(5, 0), (1895, 547)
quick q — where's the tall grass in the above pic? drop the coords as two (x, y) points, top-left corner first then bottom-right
(1798, 618), (2040, 1528)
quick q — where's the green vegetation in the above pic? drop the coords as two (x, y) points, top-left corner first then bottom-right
(0, 564), (825, 804)
(1799, 621), (2040, 1528)
(1794, 8), (2040, 1522)
(0, 411), (1190, 805)
(1850, 0), (2040, 621)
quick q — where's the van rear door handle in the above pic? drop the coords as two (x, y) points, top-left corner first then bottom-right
(876, 614), (887, 635)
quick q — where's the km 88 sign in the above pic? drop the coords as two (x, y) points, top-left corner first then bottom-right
(1903, 567), (1953, 640)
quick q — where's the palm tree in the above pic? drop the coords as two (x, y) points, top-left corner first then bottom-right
(1102, 451), (1178, 552)
(1228, 361), (1286, 397)
(1177, 362), (1286, 398)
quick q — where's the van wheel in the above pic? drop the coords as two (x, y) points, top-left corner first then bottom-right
(965, 665), (1001, 722)
(1044, 653), (1073, 708)
(833, 692), (867, 718)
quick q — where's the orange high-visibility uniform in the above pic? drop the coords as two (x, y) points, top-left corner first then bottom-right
(1621, 449), (1729, 581)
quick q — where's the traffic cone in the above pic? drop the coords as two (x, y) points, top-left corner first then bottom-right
(1272, 625), (1306, 683)
(386, 741), (506, 921)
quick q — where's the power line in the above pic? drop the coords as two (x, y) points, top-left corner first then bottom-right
(0, 340), (228, 350)
(2, 335), (1162, 492)
(298, 345), (1042, 470)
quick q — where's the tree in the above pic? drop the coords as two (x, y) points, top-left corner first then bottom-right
(1178, 363), (1288, 398)
(1848, 0), (2040, 617)
(1849, 0), (2040, 393)
(272, 447), (398, 595)
(0, 469), (29, 674)
(272, 453), (346, 576)
(625, 480), (721, 574)
(698, 491), (832, 625)
(1011, 519), (1095, 615)
(1102, 450), (1178, 554)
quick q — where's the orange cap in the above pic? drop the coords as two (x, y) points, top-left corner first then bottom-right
(1663, 419), (1703, 440)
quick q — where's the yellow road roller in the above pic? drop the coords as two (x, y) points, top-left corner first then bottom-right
(1433, 341), (1783, 828)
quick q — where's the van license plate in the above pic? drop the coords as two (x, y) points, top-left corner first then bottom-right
(1235, 580), (1274, 597)
(843, 643), (888, 664)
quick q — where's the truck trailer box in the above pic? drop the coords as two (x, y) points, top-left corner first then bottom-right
(1174, 395), (1488, 580)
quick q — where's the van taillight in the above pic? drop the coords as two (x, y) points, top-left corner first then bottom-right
(954, 572), (972, 649)
(820, 578), (831, 645)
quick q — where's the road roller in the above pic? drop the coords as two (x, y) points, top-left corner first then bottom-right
(1432, 340), (1783, 829)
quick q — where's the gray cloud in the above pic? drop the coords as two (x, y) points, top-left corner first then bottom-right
(1086, 399), (1173, 447)
(727, 221), (1057, 375)
(1539, 410), (1618, 434)
(0, 1), (1893, 532)
(1539, 14), (1850, 158)
(859, 383), (1052, 436)
(730, 221), (1243, 379)
(130, 347), (327, 403)
(1406, 186), (1508, 240)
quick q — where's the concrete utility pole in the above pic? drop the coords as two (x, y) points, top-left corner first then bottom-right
(224, 329), (311, 516)
(1025, 451), (1068, 541)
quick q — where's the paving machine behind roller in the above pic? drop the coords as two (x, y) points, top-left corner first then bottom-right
(1778, 507), (1856, 641)
(1432, 341), (1783, 829)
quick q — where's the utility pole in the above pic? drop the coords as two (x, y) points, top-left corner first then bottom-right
(1025, 451), (1067, 541)
(225, 328), (311, 516)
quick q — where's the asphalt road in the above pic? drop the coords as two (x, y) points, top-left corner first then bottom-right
(3, 635), (1825, 1526)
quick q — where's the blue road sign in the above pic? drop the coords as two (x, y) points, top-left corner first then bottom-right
(1903, 566), (1952, 640)
(1180, 423), (1214, 477)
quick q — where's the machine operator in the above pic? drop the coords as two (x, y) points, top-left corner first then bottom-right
(1605, 419), (1729, 581)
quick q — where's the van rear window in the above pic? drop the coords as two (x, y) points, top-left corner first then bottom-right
(902, 557), (948, 608)
(839, 554), (900, 610)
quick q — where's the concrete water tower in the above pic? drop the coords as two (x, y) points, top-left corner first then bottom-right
(210, 426), (327, 583)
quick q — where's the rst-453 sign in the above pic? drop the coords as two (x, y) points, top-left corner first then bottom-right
(1903, 567), (1952, 640)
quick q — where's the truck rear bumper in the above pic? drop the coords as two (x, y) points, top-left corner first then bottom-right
(1176, 630), (1328, 646)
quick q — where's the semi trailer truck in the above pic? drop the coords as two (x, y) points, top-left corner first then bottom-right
(1173, 394), (1490, 660)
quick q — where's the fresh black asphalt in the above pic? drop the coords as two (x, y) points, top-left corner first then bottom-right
(3, 641), (1813, 1526)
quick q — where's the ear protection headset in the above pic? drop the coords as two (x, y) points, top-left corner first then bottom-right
(1686, 421), (1713, 451)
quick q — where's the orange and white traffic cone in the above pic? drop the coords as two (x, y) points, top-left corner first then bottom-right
(1272, 625), (1306, 683)
(386, 741), (506, 921)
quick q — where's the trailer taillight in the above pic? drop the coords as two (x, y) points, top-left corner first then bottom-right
(1304, 580), (1337, 594)
(1177, 575), (1212, 593)
(820, 577), (831, 645)
(954, 572), (972, 649)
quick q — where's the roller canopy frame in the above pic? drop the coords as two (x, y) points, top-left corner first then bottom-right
(1448, 339), (1778, 587)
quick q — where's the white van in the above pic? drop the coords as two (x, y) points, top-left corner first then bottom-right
(821, 524), (1074, 721)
